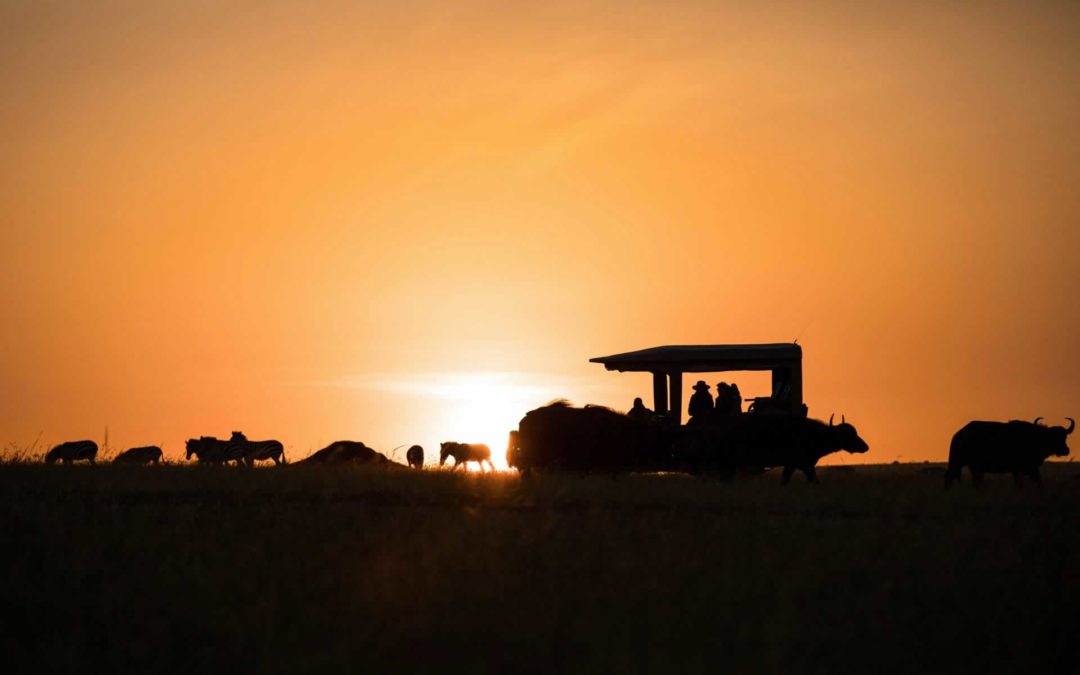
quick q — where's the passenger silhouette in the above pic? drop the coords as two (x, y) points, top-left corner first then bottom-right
(628, 397), (653, 421)
(715, 382), (742, 415)
(688, 381), (714, 421)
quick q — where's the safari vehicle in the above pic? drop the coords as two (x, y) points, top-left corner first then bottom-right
(509, 343), (866, 477)
(590, 343), (807, 424)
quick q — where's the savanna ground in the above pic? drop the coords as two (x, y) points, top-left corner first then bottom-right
(1, 461), (1077, 674)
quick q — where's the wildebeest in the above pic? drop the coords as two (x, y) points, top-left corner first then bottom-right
(945, 417), (1073, 488)
(45, 440), (98, 465)
(512, 401), (669, 474)
(299, 440), (391, 465)
(113, 445), (163, 465)
(406, 444), (424, 469)
(440, 442), (495, 472)
(689, 414), (869, 484)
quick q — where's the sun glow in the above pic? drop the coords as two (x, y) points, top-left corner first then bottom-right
(433, 374), (557, 470)
(359, 372), (564, 470)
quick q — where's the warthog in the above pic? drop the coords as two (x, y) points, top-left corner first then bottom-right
(45, 440), (98, 465)
(406, 445), (424, 469)
(946, 417), (1073, 488)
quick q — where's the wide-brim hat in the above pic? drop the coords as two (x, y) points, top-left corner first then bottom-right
(692, 380), (710, 391)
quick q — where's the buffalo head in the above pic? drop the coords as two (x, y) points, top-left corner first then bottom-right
(830, 415), (869, 454)
(1049, 417), (1074, 457)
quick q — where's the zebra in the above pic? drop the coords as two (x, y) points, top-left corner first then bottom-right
(186, 436), (230, 464)
(439, 442), (495, 472)
(224, 432), (287, 466)
(113, 445), (163, 465)
(45, 440), (98, 465)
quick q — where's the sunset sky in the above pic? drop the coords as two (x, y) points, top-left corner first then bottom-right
(2, 0), (1078, 464)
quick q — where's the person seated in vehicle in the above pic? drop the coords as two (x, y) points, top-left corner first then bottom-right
(628, 397), (653, 422)
(688, 381), (714, 422)
(715, 382), (742, 415)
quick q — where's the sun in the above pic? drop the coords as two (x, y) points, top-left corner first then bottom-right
(430, 373), (548, 470)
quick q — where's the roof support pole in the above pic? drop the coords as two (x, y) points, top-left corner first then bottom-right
(652, 371), (668, 417)
(669, 371), (683, 426)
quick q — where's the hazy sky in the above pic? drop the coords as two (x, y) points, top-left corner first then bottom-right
(2, 0), (1078, 464)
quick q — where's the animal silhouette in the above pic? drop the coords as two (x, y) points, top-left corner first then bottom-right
(406, 444), (424, 468)
(113, 445), (163, 465)
(185, 437), (242, 465)
(688, 414), (869, 484)
(223, 432), (286, 466)
(946, 417), (1073, 488)
(513, 401), (668, 474)
(300, 440), (390, 465)
(45, 440), (98, 465)
(439, 442), (494, 472)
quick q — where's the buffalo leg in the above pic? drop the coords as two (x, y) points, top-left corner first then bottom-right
(1013, 472), (1025, 489)
(971, 470), (984, 488)
(1029, 467), (1042, 488)
(803, 465), (818, 483)
(780, 466), (795, 486)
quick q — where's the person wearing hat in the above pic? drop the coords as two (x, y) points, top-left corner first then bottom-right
(688, 380), (715, 421)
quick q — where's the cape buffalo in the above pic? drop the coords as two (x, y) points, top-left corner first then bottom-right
(299, 440), (390, 465)
(688, 414), (869, 484)
(945, 417), (1073, 488)
(512, 401), (669, 474)
(439, 442), (495, 472)
(113, 445), (163, 465)
(406, 444), (424, 469)
(45, 440), (98, 465)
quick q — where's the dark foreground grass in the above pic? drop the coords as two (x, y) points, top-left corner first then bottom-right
(1, 463), (1078, 675)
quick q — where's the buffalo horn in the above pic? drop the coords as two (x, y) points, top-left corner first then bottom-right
(1067, 418), (1075, 435)
(841, 414), (846, 425)
(829, 414), (835, 427)
(1034, 417), (1044, 426)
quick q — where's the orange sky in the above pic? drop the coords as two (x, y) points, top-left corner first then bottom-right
(2, 1), (1078, 464)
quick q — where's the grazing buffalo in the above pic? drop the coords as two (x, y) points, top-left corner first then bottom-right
(512, 401), (669, 474)
(406, 444), (424, 469)
(113, 445), (163, 465)
(689, 414), (869, 484)
(439, 442), (495, 472)
(45, 440), (98, 465)
(506, 430), (521, 470)
(945, 417), (1073, 488)
(299, 440), (391, 465)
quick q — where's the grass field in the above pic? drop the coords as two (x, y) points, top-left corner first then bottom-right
(1, 462), (1077, 674)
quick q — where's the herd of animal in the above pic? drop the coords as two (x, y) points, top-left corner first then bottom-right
(38, 400), (1075, 488)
